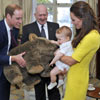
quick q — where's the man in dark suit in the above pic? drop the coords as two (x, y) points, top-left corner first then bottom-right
(21, 4), (61, 100)
(0, 4), (26, 100)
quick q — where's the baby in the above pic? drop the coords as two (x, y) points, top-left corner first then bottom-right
(48, 26), (73, 90)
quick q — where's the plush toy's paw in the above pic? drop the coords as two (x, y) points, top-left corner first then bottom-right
(40, 71), (50, 77)
(23, 76), (41, 91)
(28, 65), (44, 74)
(40, 64), (52, 77)
(4, 65), (23, 84)
(17, 74), (41, 90)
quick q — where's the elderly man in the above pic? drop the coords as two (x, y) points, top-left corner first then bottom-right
(22, 4), (61, 100)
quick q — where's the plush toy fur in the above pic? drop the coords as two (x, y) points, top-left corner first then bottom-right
(4, 33), (58, 90)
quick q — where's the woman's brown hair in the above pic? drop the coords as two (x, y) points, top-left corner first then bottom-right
(70, 1), (100, 48)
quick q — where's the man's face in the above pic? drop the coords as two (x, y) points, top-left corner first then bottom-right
(8, 9), (23, 28)
(35, 9), (48, 25)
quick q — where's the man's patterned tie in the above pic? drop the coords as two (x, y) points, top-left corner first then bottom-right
(41, 25), (46, 37)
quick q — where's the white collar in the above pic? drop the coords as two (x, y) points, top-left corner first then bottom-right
(4, 19), (11, 32)
(37, 21), (47, 29)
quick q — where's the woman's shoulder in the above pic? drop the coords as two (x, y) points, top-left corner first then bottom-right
(82, 30), (100, 45)
(85, 29), (100, 40)
(88, 29), (99, 36)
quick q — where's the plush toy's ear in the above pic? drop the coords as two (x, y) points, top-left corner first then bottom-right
(29, 33), (38, 41)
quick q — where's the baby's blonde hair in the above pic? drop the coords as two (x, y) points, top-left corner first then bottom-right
(56, 26), (72, 39)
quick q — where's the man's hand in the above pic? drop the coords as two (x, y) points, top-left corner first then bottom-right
(11, 52), (26, 68)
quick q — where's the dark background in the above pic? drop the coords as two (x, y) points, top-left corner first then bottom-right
(96, 0), (100, 79)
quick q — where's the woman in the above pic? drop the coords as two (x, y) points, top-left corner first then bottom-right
(59, 1), (100, 100)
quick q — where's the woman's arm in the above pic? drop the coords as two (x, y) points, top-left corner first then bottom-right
(60, 55), (78, 66)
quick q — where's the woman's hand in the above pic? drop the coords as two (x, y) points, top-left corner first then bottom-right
(60, 68), (67, 75)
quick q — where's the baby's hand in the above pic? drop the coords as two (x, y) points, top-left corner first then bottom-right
(50, 40), (59, 45)
(49, 61), (54, 66)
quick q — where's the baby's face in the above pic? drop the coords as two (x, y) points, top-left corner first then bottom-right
(56, 33), (70, 45)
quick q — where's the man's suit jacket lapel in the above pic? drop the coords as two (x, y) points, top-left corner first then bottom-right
(47, 22), (54, 40)
(33, 22), (41, 37)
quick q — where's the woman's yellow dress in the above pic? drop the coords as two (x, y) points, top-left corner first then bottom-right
(64, 30), (100, 100)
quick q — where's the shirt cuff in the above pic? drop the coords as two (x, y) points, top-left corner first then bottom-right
(9, 56), (12, 65)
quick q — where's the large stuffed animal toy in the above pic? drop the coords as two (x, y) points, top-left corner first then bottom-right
(4, 33), (58, 90)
